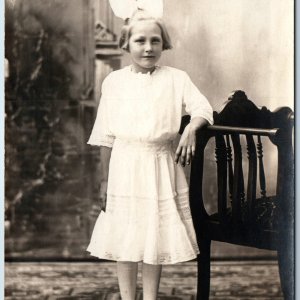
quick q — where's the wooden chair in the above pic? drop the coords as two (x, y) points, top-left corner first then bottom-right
(185, 91), (294, 299)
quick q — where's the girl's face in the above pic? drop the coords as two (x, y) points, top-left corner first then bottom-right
(128, 20), (163, 73)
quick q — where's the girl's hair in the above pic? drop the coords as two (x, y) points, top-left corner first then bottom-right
(119, 9), (172, 52)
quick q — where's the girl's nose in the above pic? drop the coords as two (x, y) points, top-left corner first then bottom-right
(145, 42), (153, 52)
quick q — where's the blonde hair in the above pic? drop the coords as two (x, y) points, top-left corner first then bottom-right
(119, 9), (172, 52)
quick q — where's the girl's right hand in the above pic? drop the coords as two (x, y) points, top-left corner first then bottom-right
(99, 180), (108, 212)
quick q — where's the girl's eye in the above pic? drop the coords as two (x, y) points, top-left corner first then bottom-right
(135, 39), (145, 44)
(152, 39), (161, 44)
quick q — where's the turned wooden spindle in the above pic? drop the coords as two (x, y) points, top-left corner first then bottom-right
(257, 135), (267, 198)
(231, 134), (245, 222)
(215, 135), (228, 221)
(246, 134), (257, 221)
(225, 134), (233, 202)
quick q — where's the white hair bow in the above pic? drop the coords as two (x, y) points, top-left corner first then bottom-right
(109, 0), (163, 20)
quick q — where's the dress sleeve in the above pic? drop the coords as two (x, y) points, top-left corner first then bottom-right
(182, 73), (214, 125)
(87, 77), (115, 147)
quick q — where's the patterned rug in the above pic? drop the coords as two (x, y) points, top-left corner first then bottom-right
(5, 261), (283, 299)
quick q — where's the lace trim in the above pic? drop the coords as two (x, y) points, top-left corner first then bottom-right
(106, 187), (189, 201)
(105, 190), (193, 223)
(128, 65), (161, 76)
(88, 250), (198, 265)
(87, 135), (115, 147)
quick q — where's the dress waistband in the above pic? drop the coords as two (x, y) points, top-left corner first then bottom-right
(114, 139), (173, 153)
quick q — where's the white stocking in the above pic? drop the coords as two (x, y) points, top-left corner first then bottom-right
(117, 261), (138, 300)
(142, 263), (162, 300)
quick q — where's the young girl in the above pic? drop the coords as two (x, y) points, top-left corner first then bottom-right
(87, 9), (213, 300)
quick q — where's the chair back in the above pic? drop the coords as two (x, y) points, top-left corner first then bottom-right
(189, 90), (294, 249)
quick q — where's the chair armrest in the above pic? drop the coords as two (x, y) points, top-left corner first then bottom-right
(205, 125), (279, 137)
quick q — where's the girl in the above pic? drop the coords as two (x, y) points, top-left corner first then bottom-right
(87, 9), (213, 300)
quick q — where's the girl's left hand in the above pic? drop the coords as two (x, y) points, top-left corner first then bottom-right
(99, 180), (108, 212)
(175, 124), (196, 167)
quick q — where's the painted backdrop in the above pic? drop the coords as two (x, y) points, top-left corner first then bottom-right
(5, 0), (294, 259)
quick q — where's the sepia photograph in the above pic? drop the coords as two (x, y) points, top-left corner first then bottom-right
(4, 0), (294, 299)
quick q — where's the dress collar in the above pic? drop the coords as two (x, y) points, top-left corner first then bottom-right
(129, 65), (160, 76)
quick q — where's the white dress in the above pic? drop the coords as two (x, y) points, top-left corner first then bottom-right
(87, 65), (213, 265)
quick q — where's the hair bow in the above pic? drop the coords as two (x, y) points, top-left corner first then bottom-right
(109, 0), (163, 20)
